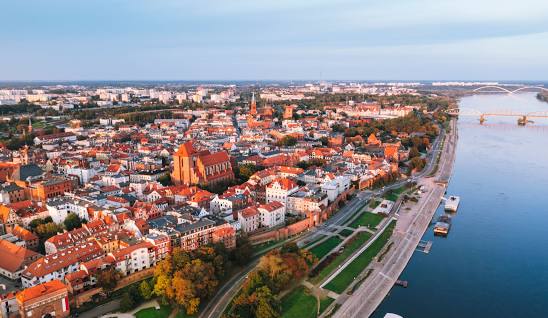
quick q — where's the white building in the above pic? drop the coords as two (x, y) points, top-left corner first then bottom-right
(46, 197), (94, 223)
(21, 241), (104, 287)
(266, 178), (299, 207)
(258, 201), (285, 228)
(109, 241), (157, 276)
(238, 206), (260, 233)
(321, 175), (351, 202)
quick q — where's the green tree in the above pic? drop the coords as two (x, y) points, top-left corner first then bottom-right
(158, 174), (173, 186)
(120, 292), (135, 312)
(35, 222), (63, 240)
(63, 213), (85, 231)
(232, 235), (253, 266)
(139, 280), (153, 300)
(96, 268), (121, 294)
(253, 286), (280, 318)
(409, 157), (426, 172)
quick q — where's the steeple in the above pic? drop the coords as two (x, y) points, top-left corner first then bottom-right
(28, 117), (32, 134)
(250, 92), (257, 116)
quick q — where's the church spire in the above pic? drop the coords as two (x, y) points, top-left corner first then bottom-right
(28, 117), (33, 134)
(250, 92), (257, 116)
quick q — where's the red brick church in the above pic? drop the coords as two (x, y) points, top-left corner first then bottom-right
(172, 141), (234, 187)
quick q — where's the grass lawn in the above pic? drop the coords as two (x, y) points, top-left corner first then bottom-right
(324, 221), (396, 293)
(252, 240), (278, 254)
(310, 231), (372, 284)
(280, 286), (318, 318)
(338, 229), (354, 237)
(309, 236), (343, 259)
(303, 234), (327, 249)
(319, 296), (335, 315)
(348, 212), (385, 229)
(384, 185), (408, 202)
(135, 305), (172, 318)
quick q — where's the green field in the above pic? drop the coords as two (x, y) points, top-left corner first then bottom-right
(309, 236), (343, 259)
(310, 231), (372, 284)
(384, 186), (408, 201)
(135, 305), (172, 318)
(324, 221), (396, 293)
(348, 212), (385, 229)
(281, 286), (333, 318)
(319, 296), (335, 315)
(303, 234), (328, 249)
(252, 240), (279, 254)
(338, 229), (354, 237)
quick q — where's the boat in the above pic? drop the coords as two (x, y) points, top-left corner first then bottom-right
(444, 196), (460, 212)
(384, 314), (404, 318)
(433, 215), (451, 236)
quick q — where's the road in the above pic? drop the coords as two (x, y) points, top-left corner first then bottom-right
(199, 191), (371, 318)
(332, 119), (457, 318)
(200, 122), (449, 318)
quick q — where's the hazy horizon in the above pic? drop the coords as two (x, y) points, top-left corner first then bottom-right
(2, 0), (548, 81)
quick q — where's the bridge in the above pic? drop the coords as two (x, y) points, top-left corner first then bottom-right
(446, 108), (548, 125)
(472, 85), (548, 94)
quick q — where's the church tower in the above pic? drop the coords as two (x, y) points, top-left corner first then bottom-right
(250, 92), (257, 116)
(28, 117), (33, 134)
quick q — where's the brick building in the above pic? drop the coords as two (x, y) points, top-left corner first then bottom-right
(16, 280), (70, 318)
(172, 141), (234, 187)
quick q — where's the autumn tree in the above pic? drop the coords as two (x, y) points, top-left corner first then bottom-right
(153, 246), (225, 314)
(226, 244), (316, 318)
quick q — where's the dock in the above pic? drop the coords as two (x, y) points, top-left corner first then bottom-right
(416, 240), (432, 254)
(395, 280), (408, 288)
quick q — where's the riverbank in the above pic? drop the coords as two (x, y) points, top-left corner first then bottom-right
(373, 92), (548, 317)
(330, 118), (457, 318)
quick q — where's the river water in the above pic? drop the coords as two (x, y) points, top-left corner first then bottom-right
(372, 92), (548, 318)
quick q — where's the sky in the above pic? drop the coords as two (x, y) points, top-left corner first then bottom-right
(1, 0), (548, 81)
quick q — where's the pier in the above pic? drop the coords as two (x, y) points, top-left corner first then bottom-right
(395, 280), (408, 288)
(416, 240), (432, 254)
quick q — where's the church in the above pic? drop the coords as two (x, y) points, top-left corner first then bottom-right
(172, 141), (234, 187)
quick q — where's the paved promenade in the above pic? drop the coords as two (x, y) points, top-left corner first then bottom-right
(332, 119), (457, 318)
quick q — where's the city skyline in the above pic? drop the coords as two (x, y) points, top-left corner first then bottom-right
(2, 0), (548, 81)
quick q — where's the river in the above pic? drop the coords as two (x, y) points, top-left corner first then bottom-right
(372, 92), (548, 318)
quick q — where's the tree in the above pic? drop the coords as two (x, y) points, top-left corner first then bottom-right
(409, 147), (420, 159)
(409, 157), (426, 172)
(234, 164), (261, 182)
(63, 213), (85, 231)
(172, 274), (200, 315)
(35, 222), (63, 240)
(253, 286), (280, 318)
(232, 235), (253, 266)
(139, 280), (153, 300)
(158, 174), (173, 186)
(97, 268), (121, 294)
(120, 292), (135, 312)
(276, 135), (297, 147)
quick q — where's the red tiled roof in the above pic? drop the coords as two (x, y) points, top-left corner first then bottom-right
(199, 151), (230, 167)
(16, 280), (67, 303)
